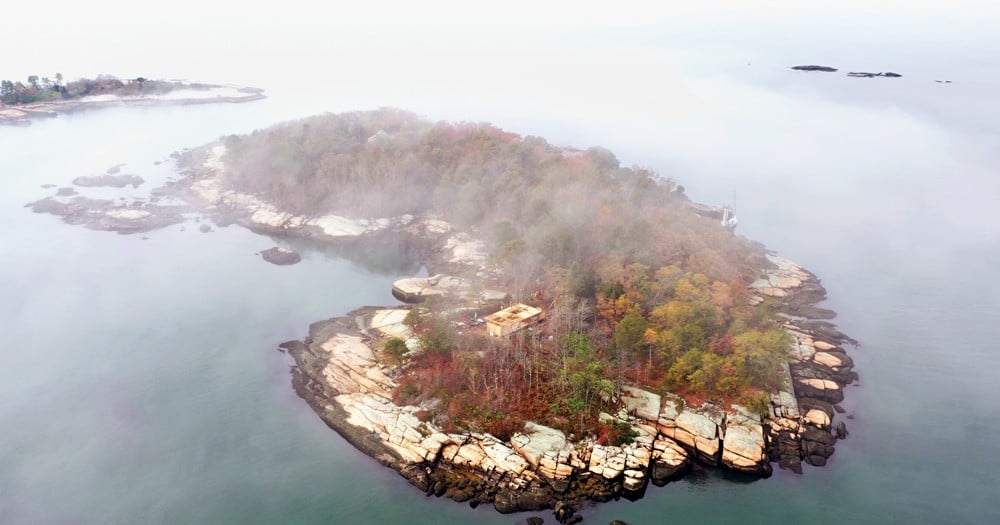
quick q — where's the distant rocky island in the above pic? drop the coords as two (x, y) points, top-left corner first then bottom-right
(791, 65), (903, 78)
(26, 109), (858, 523)
(0, 74), (264, 126)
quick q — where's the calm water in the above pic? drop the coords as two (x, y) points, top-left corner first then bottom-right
(3, 40), (1000, 524)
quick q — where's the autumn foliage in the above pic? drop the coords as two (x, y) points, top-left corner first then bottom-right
(223, 109), (791, 438)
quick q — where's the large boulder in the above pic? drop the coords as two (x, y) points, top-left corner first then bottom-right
(650, 436), (689, 484)
(621, 386), (661, 422)
(795, 378), (845, 404)
(801, 425), (837, 466)
(721, 406), (770, 475)
(659, 403), (723, 466)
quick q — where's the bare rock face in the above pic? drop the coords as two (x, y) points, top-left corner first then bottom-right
(511, 423), (577, 491)
(260, 247), (301, 265)
(651, 436), (689, 484)
(391, 274), (508, 304)
(621, 386), (661, 422)
(659, 404), (723, 466)
(749, 255), (856, 474)
(392, 274), (469, 303)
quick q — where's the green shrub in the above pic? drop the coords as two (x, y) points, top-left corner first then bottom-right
(383, 338), (408, 362)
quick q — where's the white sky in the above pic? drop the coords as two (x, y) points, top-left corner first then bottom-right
(6, 0), (998, 77)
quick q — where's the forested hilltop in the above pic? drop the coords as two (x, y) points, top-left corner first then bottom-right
(221, 109), (791, 441)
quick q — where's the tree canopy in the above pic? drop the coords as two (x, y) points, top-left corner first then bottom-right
(223, 109), (788, 439)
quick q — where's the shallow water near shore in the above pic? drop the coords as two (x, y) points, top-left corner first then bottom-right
(3, 53), (1000, 524)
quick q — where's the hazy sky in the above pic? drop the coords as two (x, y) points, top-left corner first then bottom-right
(6, 0), (999, 82)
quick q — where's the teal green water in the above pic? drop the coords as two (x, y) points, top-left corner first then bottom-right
(2, 82), (998, 525)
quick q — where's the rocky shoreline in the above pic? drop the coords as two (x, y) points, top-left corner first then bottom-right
(277, 252), (856, 523)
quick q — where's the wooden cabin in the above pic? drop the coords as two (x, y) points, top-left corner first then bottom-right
(484, 304), (544, 337)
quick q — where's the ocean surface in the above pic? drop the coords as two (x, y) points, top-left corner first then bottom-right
(3, 21), (1000, 523)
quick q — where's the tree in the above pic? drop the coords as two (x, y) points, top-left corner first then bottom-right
(614, 314), (649, 356)
(383, 338), (408, 362)
(55, 73), (63, 86)
(419, 316), (455, 359)
(27, 75), (39, 90)
(0, 80), (14, 104)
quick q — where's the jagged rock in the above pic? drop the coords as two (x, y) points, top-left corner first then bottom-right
(494, 485), (551, 513)
(660, 404), (722, 466)
(835, 421), (849, 439)
(801, 425), (837, 466)
(769, 387), (800, 419)
(511, 423), (576, 490)
(651, 436), (689, 484)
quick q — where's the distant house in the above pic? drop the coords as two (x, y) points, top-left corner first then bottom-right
(484, 304), (544, 337)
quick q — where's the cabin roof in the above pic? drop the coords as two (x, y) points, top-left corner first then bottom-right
(484, 303), (543, 326)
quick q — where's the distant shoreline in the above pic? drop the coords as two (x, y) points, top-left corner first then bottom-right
(0, 83), (265, 126)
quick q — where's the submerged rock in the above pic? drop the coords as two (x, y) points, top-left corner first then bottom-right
(260, 247), (301, 265)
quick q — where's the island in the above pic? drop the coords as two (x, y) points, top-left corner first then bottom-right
(791, 65), (904, 80)
(0, 74), (264, 126)
(27, 109), (857, 523)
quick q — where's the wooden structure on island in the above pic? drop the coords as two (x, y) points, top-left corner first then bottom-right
(484, 304), (544, 337)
